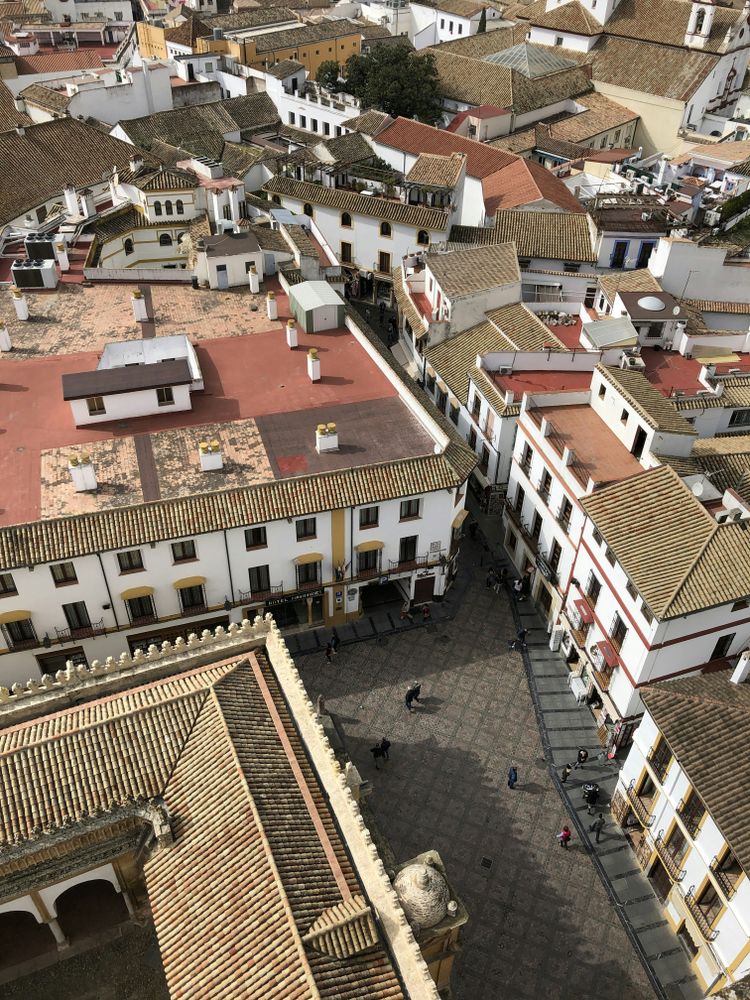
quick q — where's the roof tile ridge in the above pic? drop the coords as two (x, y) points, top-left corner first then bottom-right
(662, 519), (719, 616)
(205, 674), (322, 1000)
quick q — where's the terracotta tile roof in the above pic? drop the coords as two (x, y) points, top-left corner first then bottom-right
(527, 0), (603, 36)
(686, 299), (750, 316)
(0, 654), (405, 998)
(596, 364), (697, 435)
(393, 266), (428, 338)
(14, 50), (104, 74)
(581, 464), (750, 617)
(598, 267), (662, 298)
(425, 303), (563, 404)
(550, 91), (638, 142)
(164, 12), (210, 47)
(18, 81), (69, 114)
(589, 35), (717, 101)
(487, 127), (537, 154)
(264, 175), (450, 230)
(207, 5), (298, 30)
(662, 434), (750, 496)
(135, 166), (198, 191)
(493, 208), (596, 261)
(265, 58), (305, 78)
(425, 242), (519, 297)
(433, 0), (487, 15)
(253, 18), (364, 53)
(405, 152), (465, 188)
(120, 94), (279, 148)
(0, 118), (160, 228)
(320, 130), (373, 165)
(344, 108), (393, 136)
(0, 80), (30, 130)
(641, 670), (750, 877)
(379, 117), (584, 213)
(602, 0), (742, 53)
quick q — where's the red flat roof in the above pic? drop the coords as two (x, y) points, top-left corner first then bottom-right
(493, 368), (593, 397)
(640, 347), (750, 397)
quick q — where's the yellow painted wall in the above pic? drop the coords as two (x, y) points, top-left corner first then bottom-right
(137, 22), (169, 59)
(196, 30), (361, 75)
(592, 80), (684, 156)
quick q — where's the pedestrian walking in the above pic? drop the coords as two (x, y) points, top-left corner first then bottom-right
(324, 642), (333, 663)
(494, 567), (507, 593)
(590, 813), (606, 843)
(557, 825), (572, 849)
(508, 627), (528, 651)
(486, 568), (497, 590)
(370, 743), (385, 769)
(331, 628), (340, 653)
(574, 747), (589, 770)
(513, 578), (524, 601)
(421, 604), (431, 621)
(379, 300), (386, 320)
(561, 763), (573, 783)
(405, 689), (416, 713)
(583, 782), (600, 815)
(400, 600), (414, 622)
(380, 737), (391, 760)
(409, 681), (422, 704)
(507, 766), (518, 789)
(365, 307), (372, 324)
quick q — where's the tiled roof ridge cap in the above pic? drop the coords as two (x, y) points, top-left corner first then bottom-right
(598, 363), (695, 434)
(661, 519), (719, 616)
(205, 672), (323, 999)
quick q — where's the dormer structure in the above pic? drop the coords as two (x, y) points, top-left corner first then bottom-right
(684, 0), (716, 49)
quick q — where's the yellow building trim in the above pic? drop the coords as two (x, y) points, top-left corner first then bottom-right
(294, 552), (323, 565)
(0, 609), (32, 624)
(173, 576), (207, 589)
(354, 539), (384, 552)
(120, 586), (154, 600)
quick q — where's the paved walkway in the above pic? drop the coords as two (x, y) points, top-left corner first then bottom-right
(296, 534), (661, 1000)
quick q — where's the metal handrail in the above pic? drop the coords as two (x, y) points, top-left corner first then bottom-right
(710, 858), (739, 900)
(653, 832), (686, 882)
(55, 617), (106, 642)
(626, 779), (655, 827)
(684, 887), (720, 940)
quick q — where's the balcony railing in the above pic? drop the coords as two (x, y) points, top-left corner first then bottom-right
(710, 858), (739, 900)
(389, 553), (429, 572)
(179, 603), (209, 618)
(593, 664), (615, 692)
(647, 745), (672, 783)
(503, 501), (539, 555)
(653, 832), (686, 882)
(54, 618), (106, 642)
(684, 889), (719, 940)
(238, 584), (283, 604)
(677, 798), (705, 838)
(128, 611), (158, 627)
(626, 779), (655, 827)
(1, 622), (39, 651)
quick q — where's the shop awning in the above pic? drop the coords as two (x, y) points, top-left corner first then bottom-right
(596, 639), (619, 668)
(121, 586), (155, 600)
(574, 598), (594, 624)
(0, 609), (32, 624)
(172, 576), (206, 590)
(452, 509), (469, 529)
(355, 540), (384, 552)
(294, 552), (323, 565)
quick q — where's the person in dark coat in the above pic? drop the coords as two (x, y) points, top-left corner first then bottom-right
(405, 689), (416, 713)
(409, 682), (422, 704)
(509, 627), (528, 651)
(370, 744), (385, 769)
(574, 747), (589, 769)
(331, 628), (340, 653)
(561, 763), (573, 783)
(507, 766), (518, 789)
(380, 737), (391, 760)
(325, 642), (333, 663)
(590, 814), (606, 843)
(583, 783), (600, 815)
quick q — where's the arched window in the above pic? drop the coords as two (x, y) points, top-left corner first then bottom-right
(159, 233), (172, 247)
(165, 199), (173, 215)
(695, 7), (705, 32)
(153, 200), (162, 217)
(380, 221), (391, 237)
(175, 199), (184, 215)
(417, 230), (429, 246)
(124, 237), (134, 255)
(341, 211), (352, 228)
(303, 203), (314, 217)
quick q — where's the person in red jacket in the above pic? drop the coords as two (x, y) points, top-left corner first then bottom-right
(557, 826), (572, 849)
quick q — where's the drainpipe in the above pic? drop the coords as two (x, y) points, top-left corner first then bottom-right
(96, 553), (120, 630)
(222, 528), (235, 604)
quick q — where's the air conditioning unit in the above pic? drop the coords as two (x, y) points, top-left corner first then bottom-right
(625, 169), (636, 180)
(498, 366), (512, 375)
(704, 209), (721, 227)
(10, 258), (57, 289)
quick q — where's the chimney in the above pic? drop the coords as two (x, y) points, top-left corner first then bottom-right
(129, 154), (144, 173)
(248, 263), (260, 294)
(198, 439), (223, 471)
(13, 97), (25, 113)
(315, 422), (338, 453)
(79, 188), (95, 218)
(266, 290), (278, 320)
(55, 241), (70, 272)
(504, 389), (514, 406)
(11, 287), (29, 321)
(131, 288), (148, 322)
(562, 446), (575, 466)
(15, 124), (25, 137)
(307, 347), (321, 382)
(539, 417), (551, 438)
(63, 184), (79, 217)
(0, 325), (11, 352)
(730, 649), (750, 685)
(69, 452), (97, 492)
(286, 318), (298, 349)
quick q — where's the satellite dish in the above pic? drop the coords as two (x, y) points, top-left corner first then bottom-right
(672, 306), (681, 316)
(692, 481), (704, 497)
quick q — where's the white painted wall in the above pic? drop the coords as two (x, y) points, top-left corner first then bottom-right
(649, 237), (750, 304)
(69, 383), (193, 426)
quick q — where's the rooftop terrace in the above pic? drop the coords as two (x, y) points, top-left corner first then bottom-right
(0, 280), (435, 526)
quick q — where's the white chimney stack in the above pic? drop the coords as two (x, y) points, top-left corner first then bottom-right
(69, 453), (97, 492)
(131, 289), (148, 323)
(248, 263), (260, 294)
(286, 318), (298, 349)
(0, 325), (11, 352)
(266, 290), (278, 320)
(199, 439), (223, 471)
(55, 241), (69, 272)
(13, 96), (25, 113)
(78, 188), (95, 218)
(63, 185), (79, 217)
(307, 347), (321, 382)
(11, 287), (29, 321)
(731, 649), (750, 685)
(315, 422), (338, 453)
(504, 389), (514, 406)
(129, 154), (144, 174)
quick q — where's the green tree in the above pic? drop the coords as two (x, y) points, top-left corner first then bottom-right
(315, 59), (341, 90)
(343, 46), (444, 124)
(477, 8), (487, 32)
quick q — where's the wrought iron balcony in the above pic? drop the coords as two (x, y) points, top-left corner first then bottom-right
(238, 584), (283, 604)
(684, 888), (719, 941)
(179, 603), (209, 618)
(626, 779), (655, 827)
(592, 663), (615, 692)
(711, 858), (739, 900)
(54, 618), (106, 642)
(653, 832), (686, 883)
(503, 502), (539, 555)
